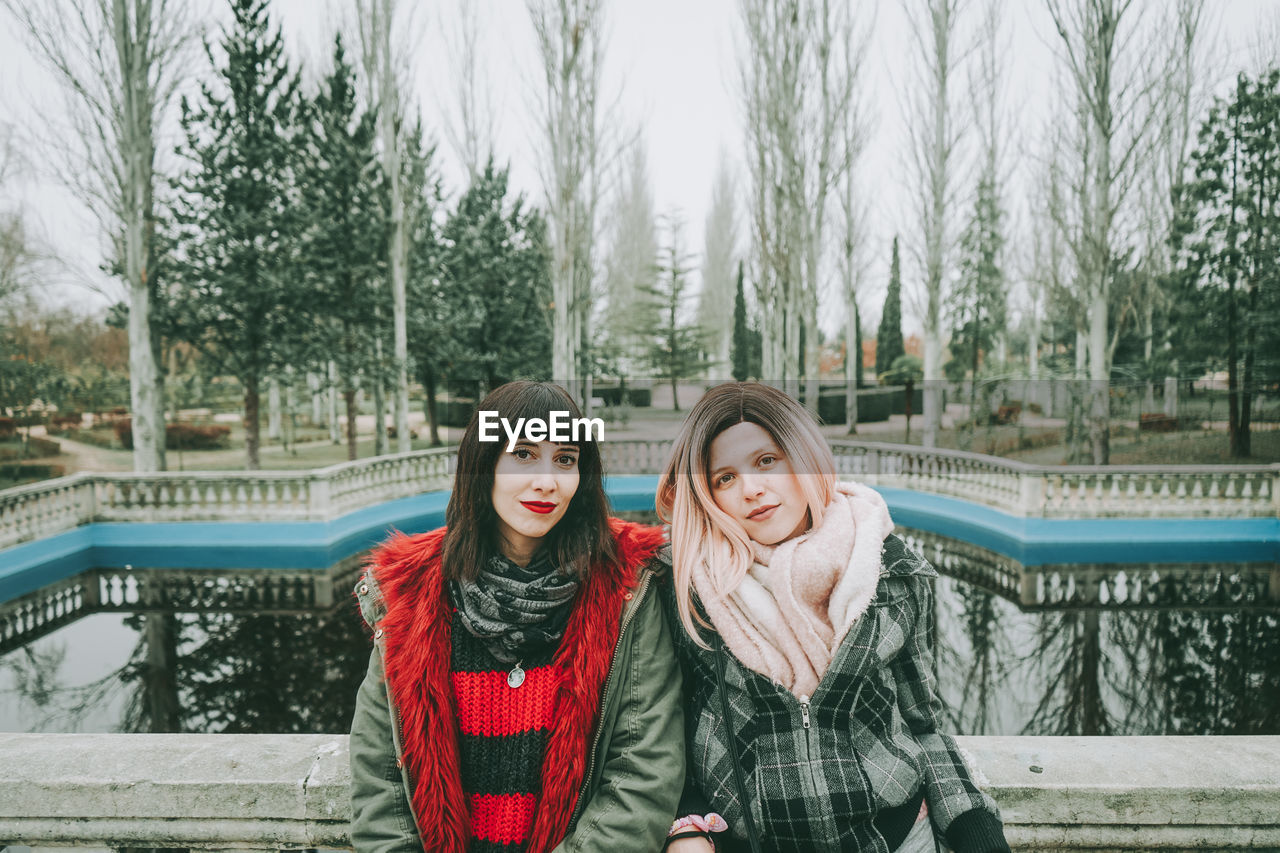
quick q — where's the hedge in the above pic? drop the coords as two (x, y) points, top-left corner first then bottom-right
(115, 420), (232, 451)
(0, 463), (64, 483)
(800, 386), (925, 426)
(593, 386), (652, 408)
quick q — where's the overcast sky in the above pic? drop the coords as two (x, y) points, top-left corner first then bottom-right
(3, 0), (1278, 336)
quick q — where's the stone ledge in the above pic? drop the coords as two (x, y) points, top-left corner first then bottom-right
(0, 734), (1278, 849)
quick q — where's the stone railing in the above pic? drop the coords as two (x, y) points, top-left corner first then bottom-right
(3, 442), (1278, 553)
(0, 448), (456, 552)
(0, 733), (1277, 850)
(829, 441), (1280, 520)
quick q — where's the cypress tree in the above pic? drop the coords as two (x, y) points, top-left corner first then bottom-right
(731, 261), (750, 381)
(876, 237), (905, 379)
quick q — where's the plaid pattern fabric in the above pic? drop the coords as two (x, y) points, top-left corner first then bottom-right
(666, 535), (1000, 853)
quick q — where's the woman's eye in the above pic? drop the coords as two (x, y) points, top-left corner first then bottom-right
(715, 472), (734, 488)
(556, 454), (578, 466)
(513, 447), (534, 460)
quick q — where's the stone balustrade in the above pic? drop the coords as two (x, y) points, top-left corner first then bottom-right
(0, 448), (456, 553)
(830, 441), (1280, 520)
(3, 443), (1278, 554)
(0, 733), (1276, 850)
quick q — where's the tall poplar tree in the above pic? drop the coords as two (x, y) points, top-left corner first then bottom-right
(168, 0), (303, 470)
(876, 237), (906, 378)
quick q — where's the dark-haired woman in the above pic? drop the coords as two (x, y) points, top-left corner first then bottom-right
(349, 381), (684, 853)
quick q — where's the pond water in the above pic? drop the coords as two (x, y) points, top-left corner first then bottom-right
(2, 570), (1276, 738)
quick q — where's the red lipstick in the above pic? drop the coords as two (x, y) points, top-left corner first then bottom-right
(521, 501), (556, 514)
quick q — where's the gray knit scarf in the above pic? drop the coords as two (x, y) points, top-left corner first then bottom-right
(450, 551), (580, 663)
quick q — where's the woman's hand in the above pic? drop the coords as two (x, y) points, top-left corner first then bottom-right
(665, 836), (715, 853)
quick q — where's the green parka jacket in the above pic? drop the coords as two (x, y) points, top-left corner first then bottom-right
(348, 521), (685, 853)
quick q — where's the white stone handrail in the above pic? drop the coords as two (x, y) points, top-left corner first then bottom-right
(3, 442), (1278, 553)
(829, 441), (1280, 519)
(0, 733), (1276, 850)
(0, 448), (456, 552)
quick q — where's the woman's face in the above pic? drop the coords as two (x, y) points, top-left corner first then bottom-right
(707, 421), (809, 546)
(491, 440), (581, 564)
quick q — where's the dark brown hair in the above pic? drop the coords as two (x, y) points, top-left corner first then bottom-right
(440, 381), (617, 582)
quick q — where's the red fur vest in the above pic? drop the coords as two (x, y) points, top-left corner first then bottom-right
(366, 519), (665, 853)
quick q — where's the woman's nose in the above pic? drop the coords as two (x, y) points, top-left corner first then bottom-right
(531, 461), (557, 491)
(739, 472), (766, 497)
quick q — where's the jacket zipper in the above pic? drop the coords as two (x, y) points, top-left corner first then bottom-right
(568, 569), (654, 825)
(795, 690), (839, 850)
(382, 641), (430, 843)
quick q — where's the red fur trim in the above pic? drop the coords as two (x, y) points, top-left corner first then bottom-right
(369, 520), (665, 853)
(372, 528), (470, 853)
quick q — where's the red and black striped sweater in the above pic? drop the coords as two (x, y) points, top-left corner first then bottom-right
(451, 616), (562, 853)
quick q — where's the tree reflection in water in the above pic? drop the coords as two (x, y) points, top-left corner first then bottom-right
(179, 609), (370, 734)
(3, 575), (1277, 737)
(1125, 610), (1280, 735)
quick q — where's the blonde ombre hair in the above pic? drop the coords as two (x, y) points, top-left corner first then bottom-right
(657, 383), (837, 646)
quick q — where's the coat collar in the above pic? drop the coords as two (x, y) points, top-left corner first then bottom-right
(362, 519), (665, 853)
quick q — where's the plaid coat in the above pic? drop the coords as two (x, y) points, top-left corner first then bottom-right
(662, 534), (1006, 853)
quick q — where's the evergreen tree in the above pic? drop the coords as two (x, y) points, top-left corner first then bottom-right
(854, 302), (864, 388)
(731, 261), (751, 381)
(876, 237), (905, 379)
(946, 170), (1007, 384)
(644, 218), (706, 410)
(437, 159), (552, 391)
(167, 0), (304, 469)
(301, 35), (384, 461)
(1174, 69), (1280, 458)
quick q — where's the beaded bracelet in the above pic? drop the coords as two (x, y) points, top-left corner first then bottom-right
(668, 813), (727, 836)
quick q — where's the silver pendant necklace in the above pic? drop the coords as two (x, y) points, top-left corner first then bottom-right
(507, 660), (525, 689)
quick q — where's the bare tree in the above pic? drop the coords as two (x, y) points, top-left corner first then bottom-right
(441, 0), (496, 183)
(1135, 0), (1211, 411)
(357, 0), (414, 455)
(3, 0), (192, 471)
(527, 0), (609, 403)
(1248, 5), (1280, 74)
(836, 12), (874, 433)
(0, 124), (46, 306)
(697, 154), (739, 377)
(601, 141), (658, 378)
(902, 0), (969, 447)
(1044, 0), (1165, 464)
(739, 0), (859, 409)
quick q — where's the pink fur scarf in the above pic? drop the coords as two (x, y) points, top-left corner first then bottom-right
(694, 481), (895, 698)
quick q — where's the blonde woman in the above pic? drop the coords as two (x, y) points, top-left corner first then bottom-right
(656, 383), (1007, 853)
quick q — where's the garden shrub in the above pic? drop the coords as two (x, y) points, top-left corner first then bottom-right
(47, 413), (85, 433)
(0, 463), (65, 483)
(115, 419), (232, 450)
